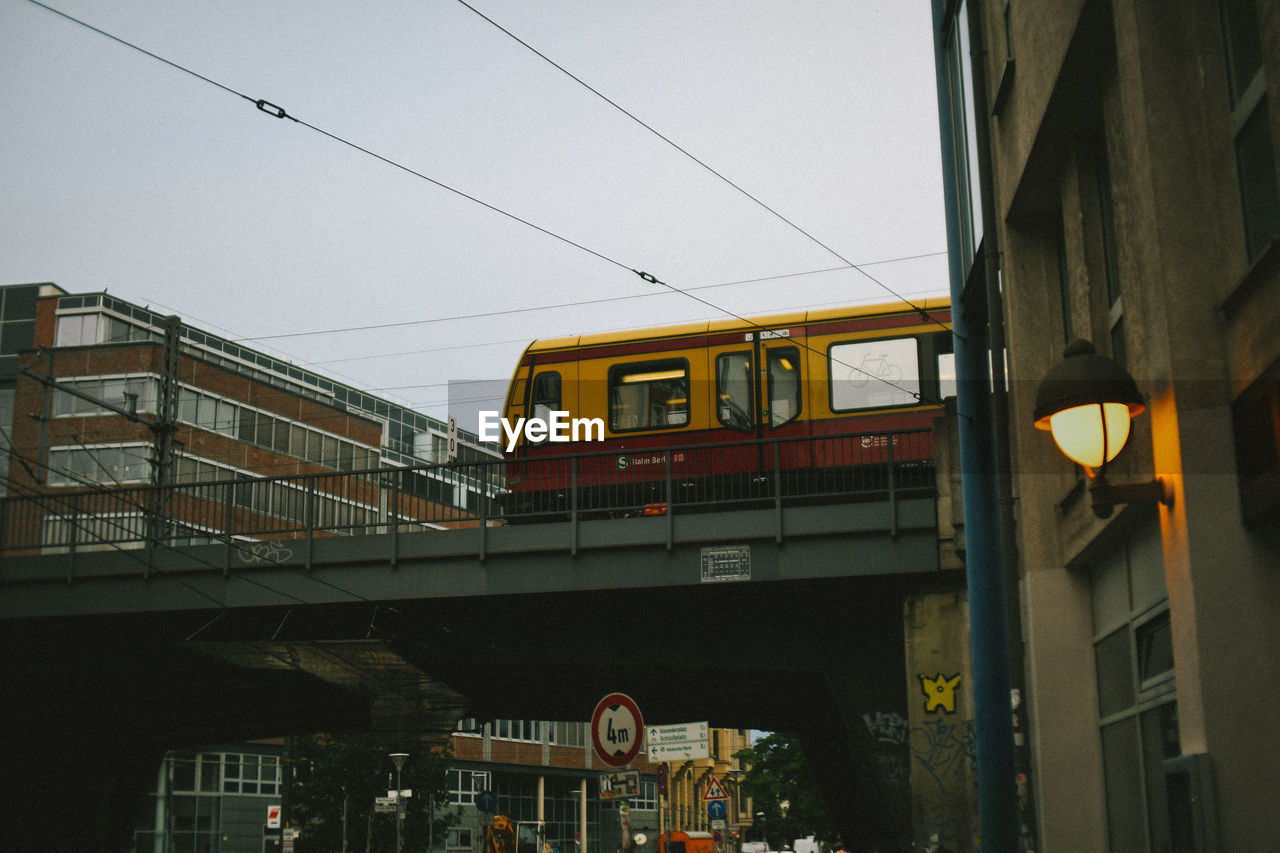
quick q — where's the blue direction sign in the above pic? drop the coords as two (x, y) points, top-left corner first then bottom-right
(707, 800), (727, 821)
(477, 790), (497, 813)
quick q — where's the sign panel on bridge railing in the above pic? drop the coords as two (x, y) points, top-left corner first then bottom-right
(701, 546), (751, 583)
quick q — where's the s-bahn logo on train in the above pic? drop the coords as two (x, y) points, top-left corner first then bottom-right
(499, 299), (952, 521)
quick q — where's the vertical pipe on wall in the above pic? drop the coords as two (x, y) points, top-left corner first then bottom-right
(930, 2), (1018, 851)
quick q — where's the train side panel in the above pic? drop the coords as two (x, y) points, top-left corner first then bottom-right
(500, 301), (951, 518)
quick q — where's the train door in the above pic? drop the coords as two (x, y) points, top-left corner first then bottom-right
(710, 333), (804, 438)
(759, 337), (804, 437)
(760, 335), (810, 490)
(711, 332), (805, 492)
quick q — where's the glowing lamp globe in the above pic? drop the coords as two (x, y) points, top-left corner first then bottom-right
(1033, 340), (1145, 473)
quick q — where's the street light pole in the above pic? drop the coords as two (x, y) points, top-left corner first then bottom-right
(391, 753), (410, 853)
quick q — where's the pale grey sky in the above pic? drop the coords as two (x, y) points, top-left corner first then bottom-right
(1, 0), (948, 422)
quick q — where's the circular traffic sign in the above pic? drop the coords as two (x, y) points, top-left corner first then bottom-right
(591, 692), (644, 767)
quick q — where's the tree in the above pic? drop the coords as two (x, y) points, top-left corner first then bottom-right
(733, 733), (836, 848)
(290, 733), (456, 853)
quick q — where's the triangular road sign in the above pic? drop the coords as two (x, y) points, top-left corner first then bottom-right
(703, 776), (729, 800)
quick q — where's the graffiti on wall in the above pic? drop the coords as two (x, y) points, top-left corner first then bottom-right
(862, 710), (910, 744)
(862, 705), (976, 795)
(919, 672), (962, 714)
(910, 717), (976, 793)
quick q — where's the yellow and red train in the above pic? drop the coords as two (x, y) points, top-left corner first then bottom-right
(500, 298), (953, 518)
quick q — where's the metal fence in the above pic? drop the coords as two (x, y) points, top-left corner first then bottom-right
(0, 428), (935, 555)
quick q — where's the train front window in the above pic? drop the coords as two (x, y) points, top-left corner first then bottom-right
(829, 338), (920, 411)
(609, 359), (690, 431)
(530, 371), (561, 420)
(767, 347), (802, 427)
(716, 352), (754, 432)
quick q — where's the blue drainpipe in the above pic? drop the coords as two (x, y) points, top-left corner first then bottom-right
(931, 2), (1018, 850)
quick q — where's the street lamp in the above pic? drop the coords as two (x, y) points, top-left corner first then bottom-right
(723, 769), (745, 853)
(1033, 339), (1172, 517)
(390, 752), (410, 853)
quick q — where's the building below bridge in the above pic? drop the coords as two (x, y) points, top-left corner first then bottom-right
(127, 723), (754, 853)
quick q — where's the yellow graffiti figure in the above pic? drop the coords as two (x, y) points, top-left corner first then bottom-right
(920, 673), (962, 714)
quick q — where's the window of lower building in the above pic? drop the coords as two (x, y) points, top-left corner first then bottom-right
(221, 752), (281, 796)
(449, 827), (476, 852)
(1091, 519), (1179, 852)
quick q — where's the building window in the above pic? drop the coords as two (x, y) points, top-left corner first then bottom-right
(0, 284), (37, 360)
(449, 769), (490, 805)
(1089, 147), (1128, 368)
(1057, 212), (1075, 342)
(448, 827), (475, 852)
(1091, 520), (1179, 851)
(0, 387), (13, 497)
(1220, 0), (1280, 260)
(221, 752), (281, 796)
(490, 719), (545, 743)
(632, 780), (658, 811)
(52, 375), (158, 417)
(48, 444), (153, 486)
(177, 385), (381, 471)
(944, 0), (984, 269)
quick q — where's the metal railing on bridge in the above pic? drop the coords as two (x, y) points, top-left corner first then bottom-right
(0, 428), (935, 557)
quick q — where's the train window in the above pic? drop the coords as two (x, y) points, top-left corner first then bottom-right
(767, 347), (802, 427)
(530, 371), (561, 420)
(716, 352), (755, 432)
(829, 337), (920, 410)
(609, 359), (690, 431)
(938, 351), (957, 400)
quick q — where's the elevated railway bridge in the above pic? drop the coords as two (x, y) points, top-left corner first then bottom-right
(0, 426), (967, 851)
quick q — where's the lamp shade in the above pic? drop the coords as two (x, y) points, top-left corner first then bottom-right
(1033, 339), (1145, 469)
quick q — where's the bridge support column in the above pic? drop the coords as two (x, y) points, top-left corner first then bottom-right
(795, 585), (913, 852)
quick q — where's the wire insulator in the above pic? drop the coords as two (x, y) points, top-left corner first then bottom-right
(256, 99), (289, 119)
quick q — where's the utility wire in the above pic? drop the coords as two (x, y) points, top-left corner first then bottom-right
(452, 0), (951, 331)
(27, 0), (948, 340)
(236, 255), (944, 343)
(24, 0), (952, 408)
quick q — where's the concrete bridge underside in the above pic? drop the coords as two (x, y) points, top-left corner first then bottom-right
(1, 501), (961, 851)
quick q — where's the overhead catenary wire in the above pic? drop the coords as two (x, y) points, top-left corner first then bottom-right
(451, 0), (953, 332)
(234, 255), (944, 344)
(24, 1), (948, 343)
(23, 0), (953, 411)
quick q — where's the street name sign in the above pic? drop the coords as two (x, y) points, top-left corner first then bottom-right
(647, 721), (709, 760)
